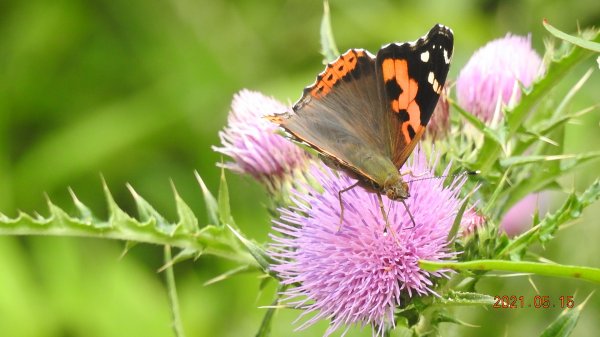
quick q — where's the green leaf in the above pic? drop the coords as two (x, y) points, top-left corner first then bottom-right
(515, 66), (594, 156)
(543, 19), (600, 53)
(218, 169), (235, 227)
(483, 169), (511, 217)
(499, 126), (565, 213)
(0, 180), (257, 266)
(68, 187), (95, 222)
(195, 171), (219, 226)
(500, 179), (600, 258)
(319, 0), (339, 63)
(539, 293), (594, 337)
(499, 151), (600, 167)
(514, 104), (596, 156)
(434, 291), (497, 307)
(102, 178), (137, 227)
(127, 184), (169, 232)
(171, 181), (199, 233)
(450, 100), (503, 147)
(537, 180), (600, 241)
(448, 195), (471, 242)
(227, 225), (271, 275)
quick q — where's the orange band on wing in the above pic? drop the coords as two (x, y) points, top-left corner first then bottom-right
(381, 58), (422, 143)
(310, 50), (365, 98)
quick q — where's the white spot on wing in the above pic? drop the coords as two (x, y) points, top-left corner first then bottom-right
(428, 71), (442, 94)
(420, 51), (430, 62)
(444, 49), (450, 64)
(434, 81), (442, 94)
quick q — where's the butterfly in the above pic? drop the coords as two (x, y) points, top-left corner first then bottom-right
(268, 24), (454, 228)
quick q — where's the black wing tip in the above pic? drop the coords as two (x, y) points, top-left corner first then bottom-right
(428, 24), (454, 50)
(379, 24), (454, 51)
(429, 24), (454, 39)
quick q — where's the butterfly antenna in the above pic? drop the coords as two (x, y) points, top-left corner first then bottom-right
(406, 170), (479, 183)
(401, 199), (417, 229)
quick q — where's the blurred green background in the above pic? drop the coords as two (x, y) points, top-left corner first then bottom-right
(1, 0), (599, 336)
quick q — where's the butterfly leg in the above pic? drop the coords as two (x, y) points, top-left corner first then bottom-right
(337, 181), (360, 231)
(376, 193), (401, 244)
(400, 199), (417, 229)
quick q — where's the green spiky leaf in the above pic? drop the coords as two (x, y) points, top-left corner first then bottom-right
(434, 291), (497, 307)
(499, 151), (600, 167)
(500, 179), (600, 258)
(195, 171), (219, 226)
(218, 169), (235, 227)
(0, 180), (257, 267)
(539, 293), (594, 337)
(543, 20), (600, 53)
(319, 0), (339, 63)
(227, 225), (271, 275)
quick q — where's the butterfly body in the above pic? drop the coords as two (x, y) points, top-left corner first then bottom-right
(319, 149), (409, 200)
(269, 24), (453, 210)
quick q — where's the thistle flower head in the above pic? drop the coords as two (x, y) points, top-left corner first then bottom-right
(461, 208), (486, 236)
(456, 34), (543, 121)
(213, 89), (309, 183)
(269, 150), (467, 336)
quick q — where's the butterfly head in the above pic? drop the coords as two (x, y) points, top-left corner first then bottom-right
(383, 174), (410, 200)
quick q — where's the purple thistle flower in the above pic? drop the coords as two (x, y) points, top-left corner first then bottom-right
(460, 208), (486, 236)
(456, 34), (544, 122)
(213, 89), (309, 184)
(269, 149), (467, 336)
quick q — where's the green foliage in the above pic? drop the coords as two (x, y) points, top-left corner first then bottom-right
(421, 260), (600, 284)
(543, 19), (600, 53)
(539, 293), (594, 337)
(433, 291), (497, 307)
(499, 179), (600, 259)
(0, 174), (257, 267)
(320, 0), (340, 63)
(1, 1), (600, 337)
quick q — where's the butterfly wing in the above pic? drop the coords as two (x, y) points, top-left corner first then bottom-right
(375, 24), (454, 168)
(272, 49), (396, 184)
(269, 25), (454, 184)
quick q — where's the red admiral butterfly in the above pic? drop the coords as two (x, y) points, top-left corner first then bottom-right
(269, 24), (454, 228)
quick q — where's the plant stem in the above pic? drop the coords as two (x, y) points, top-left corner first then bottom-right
(164, 245), (186, 337)
(420, 259), (600, 284)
